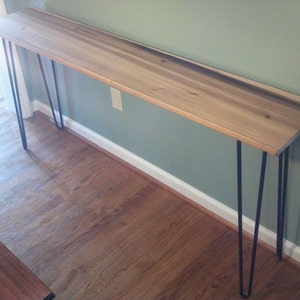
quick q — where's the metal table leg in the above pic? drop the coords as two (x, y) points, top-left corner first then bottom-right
(277, 147), (289, 260)
(37, 54), (64, 130)
(1, 39), (64, 149)
(2, 39), (27, 149)
(237, 141), (268, 298)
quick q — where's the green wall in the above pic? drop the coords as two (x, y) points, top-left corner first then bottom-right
(5, 1), (300, 246)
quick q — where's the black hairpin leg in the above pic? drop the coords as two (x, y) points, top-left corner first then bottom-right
(37, 54), (64, 130)
(2, 39), (27, 150)
(44, 292), (55, 300)
(237, 141), (268, 298)
(276, 147), (289, 260)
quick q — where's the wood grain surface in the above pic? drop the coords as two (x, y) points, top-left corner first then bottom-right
(0, 8), (299, 155)
(1, 107), (300, 299)
(0, 242), (54, 300)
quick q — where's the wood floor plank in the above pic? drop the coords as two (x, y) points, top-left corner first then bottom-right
(1, 108), (300, 299)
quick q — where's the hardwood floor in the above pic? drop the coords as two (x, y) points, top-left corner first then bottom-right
(1, 107), (300, 299)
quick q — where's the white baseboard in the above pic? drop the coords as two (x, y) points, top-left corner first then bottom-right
(33, 100), (300, 263)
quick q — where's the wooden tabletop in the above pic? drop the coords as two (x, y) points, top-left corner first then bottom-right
(0, 8), (299, 155)
(0, 242), (55, 300)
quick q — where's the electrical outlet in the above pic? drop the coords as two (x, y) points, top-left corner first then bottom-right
(110, 87), (123, 111)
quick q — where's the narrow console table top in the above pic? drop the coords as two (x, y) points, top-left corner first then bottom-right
(0, 242), (54, 300)
(0, 8), (299, 155)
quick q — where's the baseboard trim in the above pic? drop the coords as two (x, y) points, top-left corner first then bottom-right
(32, 100), (300, 263)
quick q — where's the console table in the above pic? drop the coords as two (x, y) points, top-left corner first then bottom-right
(0, 242), (55, 300)
(0, 8), (299, 298)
